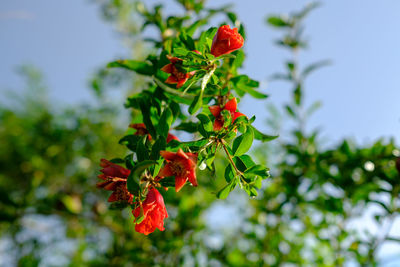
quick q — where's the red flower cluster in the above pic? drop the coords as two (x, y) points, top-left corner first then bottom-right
(158, 149), (198, 192)
(161, 56), (195, 89)
(211, 25), (244, 57)
(209, 97), (245, 131)
(130, 123), (179, 143)
(133, 187), (168, 235)
(97, 159), (133, 204)
(98, 25), (248, 236)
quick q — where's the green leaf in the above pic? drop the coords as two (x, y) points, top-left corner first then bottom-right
(188, 94), (202, 115)
(139, 98), (157, 138)
(224, 164), (234, 183)
(285, 105), (296, 118)
(216, 180), (237, 199)
(187, 19), (207, 36)
(244, 164), (270, 177)
(179, 30), (195, 51)
(230, 75), (267, 99)
(198, 27), (217, 53)
(136, 136), (149, 162)
(197, 113), (213, 137)
(232, 127), (254, 156)
(266, 16), (291, 28)
(227, 12), (237, 24)
(119, 134), (141, 151)
(157, 108), (173, 138)
(294, 84), (302, 106)
(150, 136), (166, 160)
(174, 122), (199, 133)
(127, 172), (140, 196)
(158, 176), (175, 187)
(108, 60), (153, 75)
(251, 126), (278, 142)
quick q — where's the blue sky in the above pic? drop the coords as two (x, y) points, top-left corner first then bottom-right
(1, 0), (399, 145)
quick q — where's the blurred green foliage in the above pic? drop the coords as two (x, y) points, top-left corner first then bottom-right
(0, 1), (399, 266)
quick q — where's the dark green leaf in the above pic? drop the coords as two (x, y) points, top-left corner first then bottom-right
(157, 108), (173, 138)
(108, 60), (153, 75)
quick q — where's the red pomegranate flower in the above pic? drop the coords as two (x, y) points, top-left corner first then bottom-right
(161, 56), (194, 89)
(129, 123), (179, 143)
(209, 97), (245, 131)
(97, 159), (133, 204)
(158, 149), (198, 192)
(133, 187), (168, 235)
(211, 25), (244, 57)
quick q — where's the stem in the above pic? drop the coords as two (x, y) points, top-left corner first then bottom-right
(220, 140), (247, 185)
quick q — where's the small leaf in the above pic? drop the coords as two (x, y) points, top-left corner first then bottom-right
(232, 127), (254, 156)
(136, 136), (149, 162)
(174, 122), (198, 133)
(188, 94), (202, 115)
(108, 60), (153, 75)
(266, 16), (291, 28)
(285, 105), (296, 118)
(216, 180), (237, 199)
(244, 164), (270, 177)
(197, 113), (213, 137)
(151, 136), (166, 160)
(251, 126), (278, 142)
(224, 164), (234, 183)
(157, 108), (173, 138)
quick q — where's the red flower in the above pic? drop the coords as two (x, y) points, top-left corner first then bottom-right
(129, 123), (179, 143)
(211, 25), (244, 57)
(161, 56), (194, 88)
(97, 159), (133, 204)
(133, 187), (168, 235)
(208, 97), (245, 131)
(158, 149), (198, 192)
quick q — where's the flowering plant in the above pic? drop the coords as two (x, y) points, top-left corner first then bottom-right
(96, 2), (276, 235)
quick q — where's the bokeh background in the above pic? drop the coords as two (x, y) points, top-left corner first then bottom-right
(1, 0), (399, 266)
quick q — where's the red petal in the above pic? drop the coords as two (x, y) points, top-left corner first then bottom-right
(175, 175), (188, 192)
(213, 119), (224, 131)
(209, 105), (221, 118)
(165, 75), (178, 84)
(100, 158), (111, 168)
(187, 169), (198, 187)
(167, 56), (181, 64)
(176, 77), (188, 88)
(97, 174), (107, 180)
(158, 164), (174, 177)
(176, 149), (189, 160)
(96, 180), (110, 188)
(224, 98), (237, 112)
(160, 150), (177, 161)
(129, 123), (146, 130)
(103, 182), (118, 191)
(161, 63), (173, 73)
(108, 192), (118, 202)
(233, 112), (245, 121)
